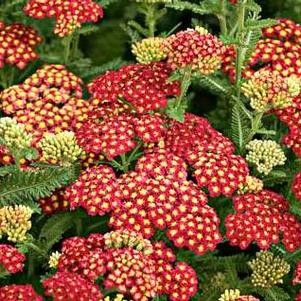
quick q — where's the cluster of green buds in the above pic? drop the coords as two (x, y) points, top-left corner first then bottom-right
(104, 230), (153, 255)
(237, 176), (264, 194)
(219, 289), (241, 301)
(248, 251), (290, 288)
(207, 272), (230, 292)
(241, 70), (300, 112)
(132, 37), (167, 64)
(38, 131), (84, 165)
(48, 251), (61, 269)
(0, 205), (33, 242)
(246, 140), (286, 175)
(0, 117), (32, 150)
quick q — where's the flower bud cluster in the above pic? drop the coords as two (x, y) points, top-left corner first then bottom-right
(0, 284), (42, 301)
(237, 176), (264, 194)
(132, 37), (167, 64)
(248, 251), (290, 288)
(0, 205), (33, 242)
(39, 131), (84, 164)
(246, 139), (286, 175)
(0, 117), (32, 150)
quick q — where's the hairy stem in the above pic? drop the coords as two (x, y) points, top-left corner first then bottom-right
(175, 68), (192, 110)
(217, 0), (228, 35)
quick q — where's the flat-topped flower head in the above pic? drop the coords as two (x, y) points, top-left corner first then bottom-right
(0, 285), (42, 301)
(0, 244), (25, 274)
(24, 0), (104, 37)
(43, 271), (104, 300)
(293, 261), (301, 285)
(162, 27), (226, 74)
(88, 62), (180, 113)
(248, 251), (290, 288)
(292, 171), (301, 201)
(0, 22), (42, 69)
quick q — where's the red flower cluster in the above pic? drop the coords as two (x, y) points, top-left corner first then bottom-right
(64, 165), (120, 216)
(292, 171), (301, 201)
(162, 28), (225, 74)
(293, 261), (301, 285)
(226, 190), (301, 251)
(297, 290), (301, 301)
(76, 113), (166, 159)
(24, 0), (103, 37)
(0, 22), (41, 69)
(88, 62), (180, 113)
(110, 158), (222, 255)
(223, 19), (301, 81)
(48, 231), (198, 301)
(0, 65), (97, 141)
(0, 244), (25, 274)
(39, 189), (70, 215)
(149, 113), (235, 158)
(0, 285), (42, 301)
(187, 150), (249, 197)
(43, 271), (103, 301)
(0, 145), (13, 165)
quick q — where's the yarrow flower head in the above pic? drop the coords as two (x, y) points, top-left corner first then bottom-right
(132, 37), (167, 64)
(0, 205), (33, 242)
(241, 70), (299, 112)
(246, 139), (286, 175)
(0, 117), (32, 150)
(24, 0), (104, 37)
(0, 22), (42, 69)
(0, 244), (25, 274)
(43, 271), (104, 300)
(293, 261), (301, 285)
(226, 190), (301, 251)
(162, 27), (225, 74)
(38, 131), (84, 164)
(248, 251), (290, 288)
(0, 65), (97, 141)
(88, 62), (180, 113)
(292, 171), (301, 201)
(0, 284), (42, 301)
(219, 289), (259, 301)
(39, 189), (70, 215)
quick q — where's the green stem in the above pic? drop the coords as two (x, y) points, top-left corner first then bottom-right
(75, 217), (83, 236)
(175, 68), (192, 110)
(235, 0), (247, 95)
(26, 242), (48, 259)
(217, 0), (228, 35)
(63, 34), (74, 65)
(145, 4), (157, 37)
(120, 154), (128, 172)
(87, 218), (109, 233)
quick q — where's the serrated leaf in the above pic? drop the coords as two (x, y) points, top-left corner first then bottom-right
(166, 0), (215, 15)
(245, 18), (277, 30)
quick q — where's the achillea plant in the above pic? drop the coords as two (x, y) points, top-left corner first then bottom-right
(0, 0), (300, 300)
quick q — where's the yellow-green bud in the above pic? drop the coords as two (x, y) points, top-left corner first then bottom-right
(248, 251), (290, 288)
(104, 294), (128, 301)
(219, 289), (241, 301)
(0, 117), (32, 149)
(246, 140), (286, 175)
(132, 37), (167, 64)
(241, 70), (296, 112)
(0, 205), (32, 242)
(238, 176), (264, 194)
(39, 131), (84, 165)
(104, 230), (153, 255)
(48, 251), (61, 269)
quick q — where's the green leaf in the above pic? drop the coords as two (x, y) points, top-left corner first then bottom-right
(166, 0), (219, 15)
(38, 212), (75, 253)
(0, 164), (80, 207)
(76, 25), (100, 35)
(197, 74), (231, 96)
(231, 103), (250, 150)
(245, 18), (277, 30)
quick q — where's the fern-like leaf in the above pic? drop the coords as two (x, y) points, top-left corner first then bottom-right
(231, 104), (250, 150)
(198, 74), (231, 96)
(38, 212), (75, 254)
(0, 164), (80, 206)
